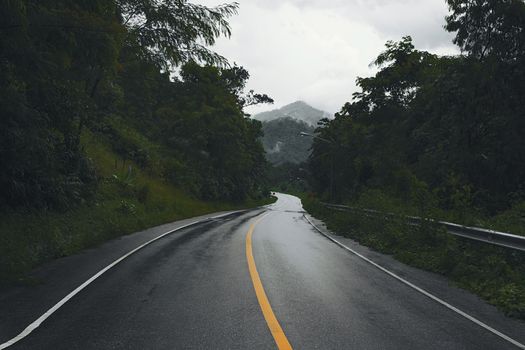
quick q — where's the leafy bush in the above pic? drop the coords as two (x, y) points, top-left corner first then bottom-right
(117, 200), (137, 215)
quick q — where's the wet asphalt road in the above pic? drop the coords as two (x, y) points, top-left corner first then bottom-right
(1, 193), (524, 349)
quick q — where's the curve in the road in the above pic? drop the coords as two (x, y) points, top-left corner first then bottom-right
(0, 210), (246, 350)
(2, 193), (524, 349)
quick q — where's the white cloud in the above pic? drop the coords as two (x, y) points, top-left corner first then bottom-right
(195, 0), (458, 114)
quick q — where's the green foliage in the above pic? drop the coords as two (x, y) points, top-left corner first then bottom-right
(117, 200), (136, 215)
(304, 4), (525, 316)
(146, 62), (270, 201)
(267, 163), (310, 194)
(0, 0), (120, 208)
(309, 1), (525, 228)
(0, 0), (275, 283)
(446, 0), (525, 60)
(112, 167), (136, 188)
(0, 135), (275, 285)
(0, 0), (271, 209)
(118, 0), (239, 68)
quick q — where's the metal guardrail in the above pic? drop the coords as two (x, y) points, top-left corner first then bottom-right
(320, 202), (525, 252)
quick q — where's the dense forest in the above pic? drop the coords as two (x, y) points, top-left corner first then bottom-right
(261, 117), (314, 165)
(309, 0), (525, 226)
(0, 0), (272, 208)
(0, 0), (273, 282)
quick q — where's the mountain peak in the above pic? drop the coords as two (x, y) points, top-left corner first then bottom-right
(285, 100), (309, 108)
(253, 101), (331, 127)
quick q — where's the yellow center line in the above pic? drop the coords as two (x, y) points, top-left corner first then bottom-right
(246, 213), (293, 350)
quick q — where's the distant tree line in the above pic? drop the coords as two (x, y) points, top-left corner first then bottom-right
(309, 0), (525, 216)
(0, 0), (272, 209)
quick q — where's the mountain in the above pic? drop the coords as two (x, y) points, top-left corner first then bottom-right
(253, 101), (331, 127)
(260, 117), (315, 165)
(254, 101), (332, 165)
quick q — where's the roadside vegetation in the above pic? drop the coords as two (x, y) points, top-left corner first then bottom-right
(308, 0), (525, 235)
(299, 0), (525, 319)
(0, 1), (274, 285)
(0, 132), (275, 286)
(302, 195), (525, 319)
(267, 163), (310, 195)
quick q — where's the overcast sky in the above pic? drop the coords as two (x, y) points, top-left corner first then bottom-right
(196, 0), (458, 115)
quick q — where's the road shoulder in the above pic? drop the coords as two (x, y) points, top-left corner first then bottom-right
(304, 213), (525, 346)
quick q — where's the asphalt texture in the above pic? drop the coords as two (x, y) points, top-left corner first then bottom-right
(1, 193), (524, 349)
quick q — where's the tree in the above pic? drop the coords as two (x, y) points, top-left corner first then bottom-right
(0, 0), (265, 208)
(159, 62), (270, 200)
(445, 0), (525, 60)
(218, 64), (274, 112)
(310, 25), (525, 213)
(0, 0), (121, 208)
(117, 0), (239, 69)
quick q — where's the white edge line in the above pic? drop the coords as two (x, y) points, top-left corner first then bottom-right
(303, 214), (525, 350)
(0, 209), (248, 349)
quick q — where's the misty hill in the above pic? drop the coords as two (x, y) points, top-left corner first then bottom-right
(255, 101), (331, 165)
(260, 117), (315, 165)
(253, 101), (331, 127)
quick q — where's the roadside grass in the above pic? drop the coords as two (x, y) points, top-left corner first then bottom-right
(300, 193), (525, 320)
(331, 188), (525, 237)
(0, 132), (275, 287)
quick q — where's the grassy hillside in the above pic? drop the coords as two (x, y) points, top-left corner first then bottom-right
(0, 130), (274, 286)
